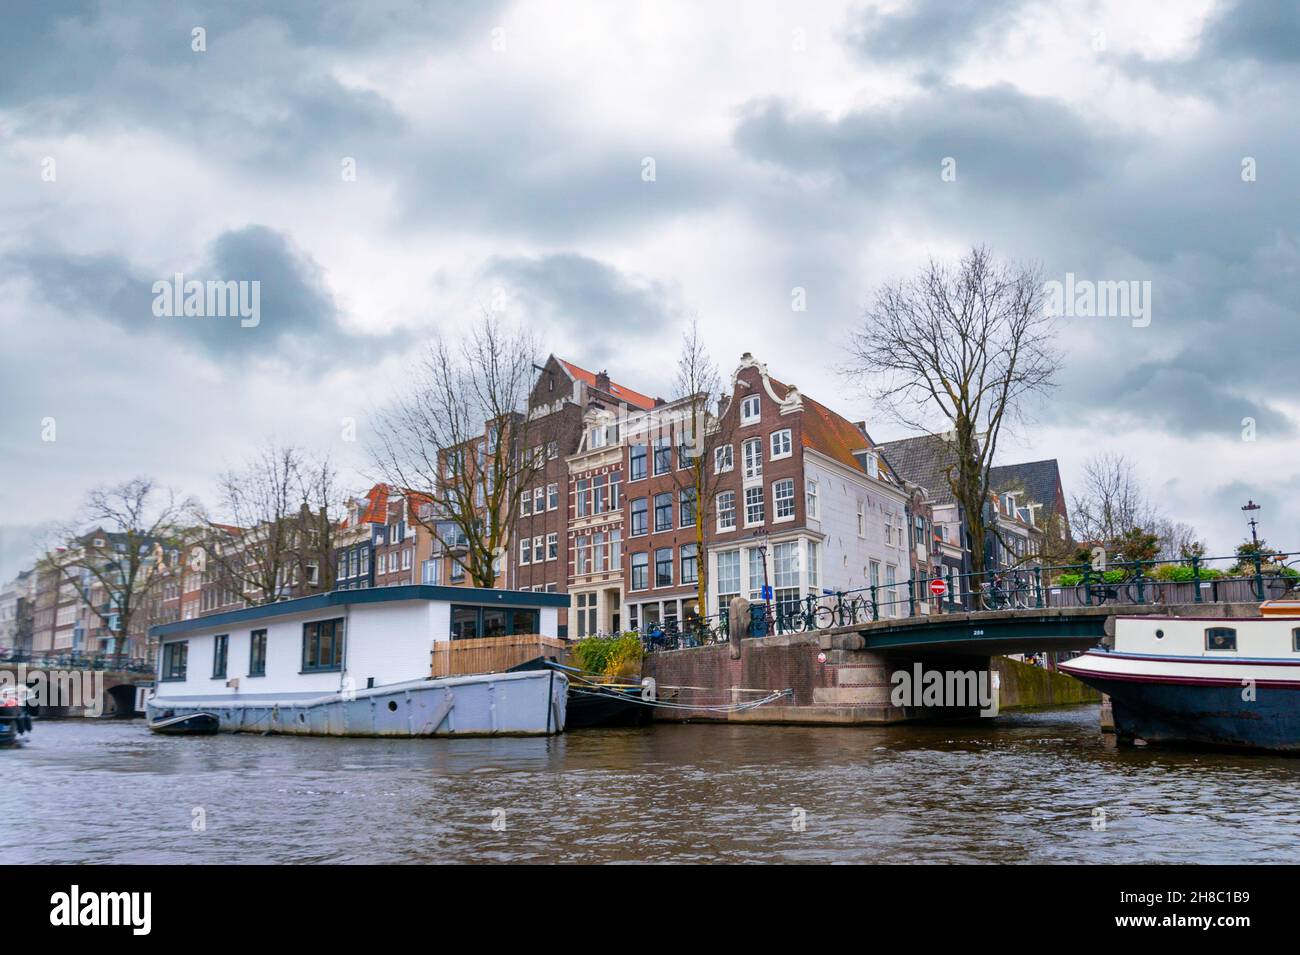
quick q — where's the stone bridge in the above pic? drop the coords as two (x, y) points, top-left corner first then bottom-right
(643, 603), (1261, 725)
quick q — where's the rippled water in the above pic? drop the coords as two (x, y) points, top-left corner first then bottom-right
(3, 707), (1299, 864)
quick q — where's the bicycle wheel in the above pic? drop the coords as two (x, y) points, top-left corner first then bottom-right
(1125, 579), (1162, 605)
(1075, 581), (1106, 606)
(979, 587), (997, 611)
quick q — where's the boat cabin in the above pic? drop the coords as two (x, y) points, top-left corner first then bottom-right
(149, 585), (569, 703)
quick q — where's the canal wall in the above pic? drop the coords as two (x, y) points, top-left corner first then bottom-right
(643, 633), (1096, 725)
(993, 656), (1100, 709)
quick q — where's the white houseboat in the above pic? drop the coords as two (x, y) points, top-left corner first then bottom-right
(147, 585), (570, 737)
(1060, 600), (1300, 752)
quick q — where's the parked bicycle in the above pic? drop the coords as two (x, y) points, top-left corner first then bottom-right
(1074, 568), (1163, 606)
(979, 571), (1033, 611)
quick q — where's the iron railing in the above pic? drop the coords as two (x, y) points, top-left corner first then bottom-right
(635, 550), (1300, 653)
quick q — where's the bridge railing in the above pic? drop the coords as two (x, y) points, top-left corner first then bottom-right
(637, 550), (1300, 652)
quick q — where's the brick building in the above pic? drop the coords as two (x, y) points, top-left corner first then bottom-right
(703, 353), (927, 624)
(621, 395), (702, 635)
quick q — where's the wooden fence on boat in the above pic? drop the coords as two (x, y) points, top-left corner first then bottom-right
(430, 635), (568, 678)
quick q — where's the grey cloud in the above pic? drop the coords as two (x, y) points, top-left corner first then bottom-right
(733, 82), (1111, 199)
(0, 1), (505, 169)
(8, 226), (409, 365)
(847, 0), (1030, 66)
(484, 253), (686, 367)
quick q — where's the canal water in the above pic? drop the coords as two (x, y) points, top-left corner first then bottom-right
(3, 706), (1298, 864)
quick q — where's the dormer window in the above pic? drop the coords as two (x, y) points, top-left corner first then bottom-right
(864, 453), (879, 479)
(741, 395), (761, 425)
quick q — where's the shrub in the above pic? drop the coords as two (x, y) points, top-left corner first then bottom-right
(572, 633), (643, 680)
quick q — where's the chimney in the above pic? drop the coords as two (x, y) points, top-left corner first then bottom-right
(595, 369), (610, 393)
(854, 420), (867, 432)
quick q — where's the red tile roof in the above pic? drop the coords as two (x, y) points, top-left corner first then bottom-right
(342, 483), (389, 528)
(801, 394), (876, 474)
(765, 374), (883, 478)
(558, 359), (657, 411)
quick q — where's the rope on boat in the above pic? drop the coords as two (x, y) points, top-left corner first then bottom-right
(569, 670), (790, 712)
(567, 680), (792, 713)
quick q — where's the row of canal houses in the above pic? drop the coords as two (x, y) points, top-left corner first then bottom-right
(329, 352), (1068, 638)
(0, 351), (1070, 664)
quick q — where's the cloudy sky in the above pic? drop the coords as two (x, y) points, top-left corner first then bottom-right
(2, 0), (1298, 575)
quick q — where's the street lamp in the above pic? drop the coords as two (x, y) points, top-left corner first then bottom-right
(1242, 500), (1261, 547)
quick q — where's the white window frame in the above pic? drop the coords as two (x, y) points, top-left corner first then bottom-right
(740, 394), (761, 425)
(773, 479), (795, 521)
(716, 491), (736, 532)
(519, 539), (531, 566)
(742, 438), (763, 480)
(547, 533), (558, 561)
(770, 428), (792, 460)
(520, 491), (532, 516)
(807, 480), (819, 519)
(714, 444), (733, 474)
(744, 485), (765, 527)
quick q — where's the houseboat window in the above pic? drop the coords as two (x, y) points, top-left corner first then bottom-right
(161, 641), (188, 681)
(451, 605), (480, 638)
(212, 634), (228, 679)
(450, 605), (541, 639)
(482, 609), (508, 637)
(1293, 628), (1300, 652)
(1205, 627), (1237, 651)
(302, 618), (345, 672)
(249, 629), (267, 677)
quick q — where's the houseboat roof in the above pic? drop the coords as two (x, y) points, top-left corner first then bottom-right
(150, 585), (569, 639)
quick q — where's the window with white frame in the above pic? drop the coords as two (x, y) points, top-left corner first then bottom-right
(533, 487), (545, 513)
(547, 483), (559, 510)
(748, 547), (766, 601)
(770, 429), (792, 459)
(630, 552), (649, 590)
(857, 501), (866, 537)
(546, 533), (558, 561)
(741, 394), (761, 424)
(532, 536), (544, 563)
(807, 480), (819, 519)
(715, 444), (733, 473)
(717, 491), (736, 531)
(807, 541), (819, 588)
(716, 549), (740, 612)
(519, 539), (531, 565)
(520, 492), (532, 516)
(744, 486), (765, 526)
(742, 438), (763, 479)
(773, 479), (795, 520)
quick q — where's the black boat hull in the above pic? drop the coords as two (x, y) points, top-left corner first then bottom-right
(148, 712), (220, 735)
(0, 711), (32, 746)
(566, 688), (654, 728)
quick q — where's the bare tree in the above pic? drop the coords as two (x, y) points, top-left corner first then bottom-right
(370, 314), (549, 588)
(196, 443), (341, 604)
(42, 478), (189, 660)
(665, 317), (734, 621)
(1070, 452), (1159, 549)
(845, 246), (1059, 579)
(1071, 452), (1203, 561)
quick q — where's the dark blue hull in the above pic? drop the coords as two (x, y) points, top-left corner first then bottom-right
(1084, 676), (1300, 753)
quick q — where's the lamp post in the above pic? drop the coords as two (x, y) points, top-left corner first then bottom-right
(1242, 500), (1261, 547)
(750, 529), (771, 635)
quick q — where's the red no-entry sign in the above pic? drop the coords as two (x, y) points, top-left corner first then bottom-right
(929, 578), (948, 596)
